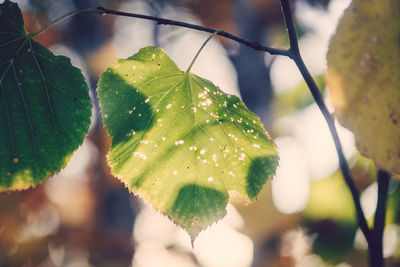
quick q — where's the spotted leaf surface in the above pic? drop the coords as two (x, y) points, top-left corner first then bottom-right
(97, 46), (278, 240)
(326, 0), (400, 174)
(0, 0), (92, 191)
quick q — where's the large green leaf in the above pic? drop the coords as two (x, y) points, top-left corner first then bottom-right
(0, 0), (92, 191)
(98, 46), (278, 240)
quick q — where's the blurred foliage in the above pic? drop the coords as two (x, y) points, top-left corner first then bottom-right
(268, 22), (307, 49)
(387, 180), (400, 225)
(302, 154), (374, 264)
(274, 75), (325, 117)
(305, 219), (358, 264)
(304, 170), (355, 223)
(303, 154), (400, 265)
(305, 0), (331, 8)
(348, 152), (377, 190)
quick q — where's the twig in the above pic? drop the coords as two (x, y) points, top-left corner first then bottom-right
(374, 170), (390, 236)
(370, 169), (390, 266)
(279, 0), (374, 244)
(32, 6), (291, 57)
(95, 7), (290, 57)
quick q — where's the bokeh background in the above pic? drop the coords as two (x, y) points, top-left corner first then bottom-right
(1, 0), (400, 266)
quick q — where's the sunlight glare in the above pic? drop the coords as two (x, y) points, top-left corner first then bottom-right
(272, 137), (309, 214)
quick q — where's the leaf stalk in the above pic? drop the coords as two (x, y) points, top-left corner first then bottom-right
(186, 30), (221, 73)
(30, 8), (102, 37)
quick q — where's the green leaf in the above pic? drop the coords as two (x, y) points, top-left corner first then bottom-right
(97, 46), (278, 240)
(0, 0), (92, 191)
(306, 219), (357, 265)
(304, 170), (355, 223)
(274, 75), (325, 117)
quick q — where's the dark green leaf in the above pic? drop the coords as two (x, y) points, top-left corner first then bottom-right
(0, 0), (92, 191)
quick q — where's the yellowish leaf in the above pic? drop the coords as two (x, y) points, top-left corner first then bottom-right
(326, 0), (400, 175)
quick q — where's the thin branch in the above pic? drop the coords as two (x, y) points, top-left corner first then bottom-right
(32, 5), (290, 57)
(374, 169), (390, 240)
(96, 7), (290, 57)
(368, 169), (390, 267)
(280, 0), (299, 55)
(279, 0), (374, 244)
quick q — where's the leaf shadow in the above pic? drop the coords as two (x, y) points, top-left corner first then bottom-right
(100, 70), (155, 148)
(246, 156), (278, 198)
(168, 183), (228, 231)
